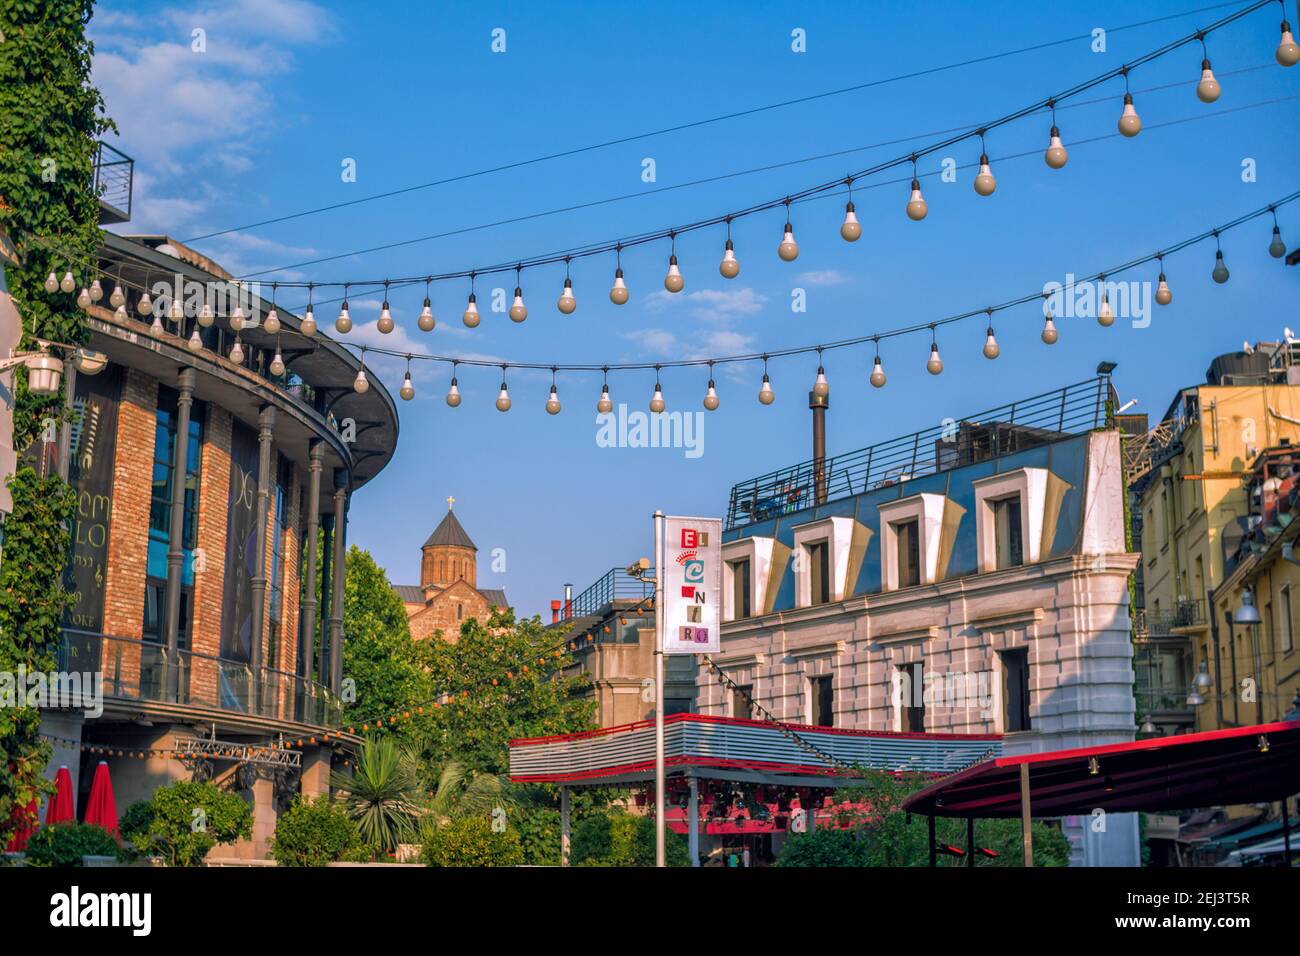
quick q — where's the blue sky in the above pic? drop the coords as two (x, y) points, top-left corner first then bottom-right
(90, 0), (1300, 617)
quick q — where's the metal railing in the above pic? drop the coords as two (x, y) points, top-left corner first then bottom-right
(726, 374), (1113, 529)
(58, 629), (341, 727)
(567, 568), (655, 619)
(1133, 599), (1206, 636)
(92, 142), (134, 223)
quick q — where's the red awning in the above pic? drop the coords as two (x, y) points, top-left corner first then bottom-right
(902, 720), (1300, 818)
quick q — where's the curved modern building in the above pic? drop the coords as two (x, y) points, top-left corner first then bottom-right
(41, 227), (397, 859)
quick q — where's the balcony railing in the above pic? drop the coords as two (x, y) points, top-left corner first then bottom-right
(726, 374), (1113, 529)
(92, 141), (133, 224)
(567, 568), (655, 619)
(1133, 599), (1206, 637)
(58, 629), (341, 728)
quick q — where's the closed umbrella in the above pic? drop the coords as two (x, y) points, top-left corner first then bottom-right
(83, 762), (118, 838)
(44, 766), (75, 825)
(4, 799), (38, 852)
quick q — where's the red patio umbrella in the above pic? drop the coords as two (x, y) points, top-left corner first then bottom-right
(44, 766), (75, 825)
(83, 762), (118, 838)
(4, 799), (38, 852)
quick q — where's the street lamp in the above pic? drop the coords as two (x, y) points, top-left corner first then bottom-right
(1186, 661), (1213, 707)
(1235, 588), (1262, 625)
(0, 340), (106, 396)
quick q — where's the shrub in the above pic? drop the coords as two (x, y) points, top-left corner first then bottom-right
(420, 815), (523, 867)
(23, 822), (120, 867)
(270, 797), (364, 867)
(123, 781), (251, 867)
(572, 810), (690, 867)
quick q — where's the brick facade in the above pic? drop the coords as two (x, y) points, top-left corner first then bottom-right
(407, 579), (492, 642)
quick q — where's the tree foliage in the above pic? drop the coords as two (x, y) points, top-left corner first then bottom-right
(270, 796), (368, 867)
(571, 809), (690, 867)
(0, 0), (112, 847)
(330, 735), (423, 852)
(420, 814), (523, 868)
(119, 782), (252, 867)
(22, 821), (121, 866)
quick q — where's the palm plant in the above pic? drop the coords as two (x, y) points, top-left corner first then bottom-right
(331, 736), (424, 852)
(426, 761), (513, 826)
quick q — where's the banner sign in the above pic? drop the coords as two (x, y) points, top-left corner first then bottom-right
(661, 515), (722, 655)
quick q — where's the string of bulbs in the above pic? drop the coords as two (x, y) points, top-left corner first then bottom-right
(219, 0), (1295, 299)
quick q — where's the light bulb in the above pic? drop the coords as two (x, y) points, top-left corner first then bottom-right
(869, 355), (886, 388)
(758, 372), (775, 405)
(546, 385), (562, 415)
(114, 303), (127, 320)
(927, 343), (943, 375)
(1118, 93), (1141, 137)
(813, 366), (829, 397)
(1196, 59), (1221, 103)
(149, 315), (164, 337)
(1156, 273), (1173, 305)
(446, 377), (462, 407)
(198, 302), (215, 327)
(1269, 226), (1287, 258)
(377, 300), (394, 333)
(89, 279), (103, 302)
(1212, 250), (1229, 284)
(400, 372), (415, 401)
(840, 201), (861, 241)
(264, 307), (281, 335)
(703, 380), (720, 411)
(649, 383), (666, 414)
(300, 305), (317, 336)
(1044, 125), (1068, 169)
(270, 350), (286, 377)
(353, 367), (369, 393)
(610, 267), (629, 305)
(906, 179), (928, 221)
(138, 291), (154, 316)
(509, 286), (528, 322)
(187, 328), (203, 352)
(1279, 20), (1300, 66)
(1098, 292), (1115, 327)
(230, 337), (245, 365)
(60, 271), (75, 293)
(983, 327), (1001, 359)
(597, 384), (613, 414)
(778, 223), (799, 261)
(557, 278), (577, 314)
(1042, 311), (1059, 344)
(496, 382), (512, 412)
(973, 154), (996, 196)
(109, 285), (125, 308)
(44, 271), (58, 293)
(409, 297), (432, 331)
(230, 302), (246, 331)
(76, 287), (91, 310)
(463, 293), (480, 328)
(169, 297), (184, 322)
(664, 254), (684, 293)
(720, 239), (740, 278)
(336, 300), (352, 333)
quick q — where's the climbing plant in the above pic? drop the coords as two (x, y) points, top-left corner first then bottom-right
(0, 0), (113, 841)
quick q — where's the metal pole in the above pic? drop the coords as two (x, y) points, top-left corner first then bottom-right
(688, 774), (700, 867)
(1020, 763), (1034, 867)
(654, 509), (666, 868)
(560, 786), (571, 867)
(249, 404), (276, 711)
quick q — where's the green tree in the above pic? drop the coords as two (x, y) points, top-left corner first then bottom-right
(571, 809), (690, 867)
(119, 782), (252, 867)
(420, 815), (523, 867)
(23, 821), (121, 866)
(341, 546), (432, 729)
(270, 797), (367, 867)
(0, 0), (112, 847)
(416, 608), (595, 776)
(331, 735), (423, 852)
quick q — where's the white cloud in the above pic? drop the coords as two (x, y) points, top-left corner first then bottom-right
(645, 286), (768, 320)
(622, 327), (753, 361)
(796, 269), (850, 287)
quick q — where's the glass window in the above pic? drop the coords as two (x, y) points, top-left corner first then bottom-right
(895, 519), (920, 588)
(729, 558), (751, 619)
(731, 685), (754, 719)
(1002, 648), (1031, 732)
(810, 675), (834, 727)
(266, 455), (291, 672)
(900, 662), (925, 732)
(807, 541), (830, 604)
(994, 496), (1024, 569)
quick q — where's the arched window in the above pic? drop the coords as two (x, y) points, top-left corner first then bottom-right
(456, 603), (463, 620)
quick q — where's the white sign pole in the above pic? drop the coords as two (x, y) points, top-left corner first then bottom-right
(653, 509), (666, 868)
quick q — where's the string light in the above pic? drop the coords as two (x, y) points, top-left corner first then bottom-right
(464, 274), (481, 327)
(841, 179), (862, 241)
(148, 313), (164, 337)
(168, 295), (184, 323)
(89, 278), (103, 302)
(1212, 232), (1230, 282)
(353, 348), (370, 393)
(229, 336), (245, 365)
(546, 373), (562, 415)
(1269, 208), (1287, 257)
(650, 369), (666, 413)
(60, 270), (75, 293)
(983, 315), (1001, 359)
(557, 258), (577, 314)
(418, 277), (436, 330)
(446, 362), (462, 407)
(1196, 34), (1222, 102)
(704, 361), (720, 411)
(664, 234), (685, 292)
(813, 351), (830, 396)
(496, 366), (512, 411)
(1041, 297), (1060, 344)
(720, 218), (740, 278)
(1098, 275), (1116, 327)
(597, 368), (613, 413)
(301, 286), (317, 336)
(1280, 9), (1300, 65)
(43, 270), (58, 293)
(138, 290), (154, 316)
(778, 201), (799, 261)
(973, 132), (996, 196)
(188, 327), (203, 352)
(906, 157), (928, 221)
(378, 280), (395, 333)
(270, 345), (286, 377)
(509, 266), (527, 322)
(1044, 101), (1068, 168)
(1118, 69), (1142, 136)
(610, 245), (630, 304)
(400, 356), (415, 401)
(337, 284), (352, 333)
(109, 282), (125, 309)
(76, 286), (91, 310)
(870, 339), (886, 387)
(927, 327), (944, 374)
(758, 357), (775, 405)
(1155, 254), (1173, 304)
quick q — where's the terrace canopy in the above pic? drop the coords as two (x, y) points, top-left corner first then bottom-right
(902, 719), (1300, 866)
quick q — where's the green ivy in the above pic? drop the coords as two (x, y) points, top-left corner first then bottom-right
(0, 0), (112, 844)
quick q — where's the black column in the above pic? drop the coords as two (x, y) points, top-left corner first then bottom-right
(328, 468), (349, 695)
(248, 404), (276, 710)
(299, 441), (324, 694)
(162, 367), (197, 683)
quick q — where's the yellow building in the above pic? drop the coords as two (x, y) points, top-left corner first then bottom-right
(1131, 343), (1300, 733)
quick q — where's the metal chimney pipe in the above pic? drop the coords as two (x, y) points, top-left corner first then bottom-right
(809, 388), (829, 504)
(564, 583), (573, 620)
(550, 599), (562, 624)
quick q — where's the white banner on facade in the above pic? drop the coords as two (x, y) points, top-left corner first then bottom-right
(659, 515), (722, 655)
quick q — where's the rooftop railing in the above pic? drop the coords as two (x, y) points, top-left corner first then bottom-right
(567, 567), (655, 619)
(93, 141), (133, 224)
(726, 374), (1113, 529)
(58, 629), (341, 728)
